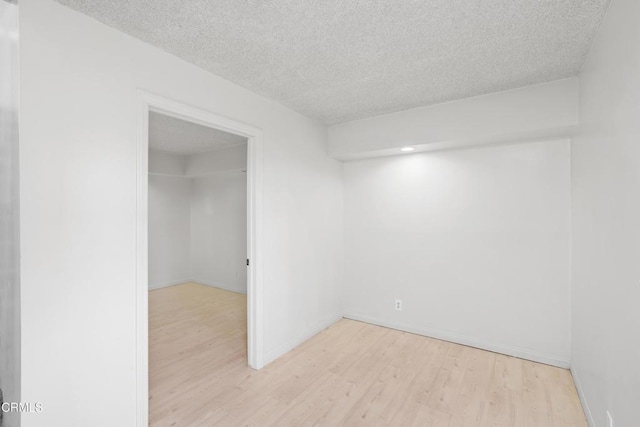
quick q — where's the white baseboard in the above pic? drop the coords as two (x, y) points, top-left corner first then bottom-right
(191, 278), (247, 295)
(571, 367), (595, 427)
(148, 278), (191, 290)
(263, 313), (343, 367)
(343, 312), (571, 369)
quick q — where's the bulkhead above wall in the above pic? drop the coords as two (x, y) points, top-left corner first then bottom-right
(328, 78), (579, 161)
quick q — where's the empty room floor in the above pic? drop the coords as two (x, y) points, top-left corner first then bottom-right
(149, 283), (586, 426)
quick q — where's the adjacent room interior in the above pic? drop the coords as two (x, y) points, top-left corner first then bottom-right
(147, 111), (248, 294)
(14, 0), (640, 426)
(146, 112), (251, 424)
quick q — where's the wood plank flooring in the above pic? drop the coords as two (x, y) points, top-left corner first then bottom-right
(149, 282), (587, 426)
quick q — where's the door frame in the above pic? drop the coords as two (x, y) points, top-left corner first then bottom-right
(135, 91), (264, 426)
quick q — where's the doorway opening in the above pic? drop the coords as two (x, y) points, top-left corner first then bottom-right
(135, 92), (264, 426)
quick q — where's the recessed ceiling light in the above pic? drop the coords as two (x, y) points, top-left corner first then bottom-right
(400, 147), (415, 152)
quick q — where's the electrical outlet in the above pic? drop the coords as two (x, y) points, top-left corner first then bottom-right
(606, 410), (613, 427)
(395, 299), (402, 311)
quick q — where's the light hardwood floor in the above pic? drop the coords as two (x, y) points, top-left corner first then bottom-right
(149, 282), (587, 426)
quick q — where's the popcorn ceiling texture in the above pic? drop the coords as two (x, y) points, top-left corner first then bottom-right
(149, 112), (247, 155)
(56, 0), (610, 124)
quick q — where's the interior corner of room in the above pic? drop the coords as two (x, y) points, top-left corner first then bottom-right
(147, 112), (249, 295)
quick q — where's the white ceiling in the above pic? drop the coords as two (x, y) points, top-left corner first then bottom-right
(149, 111), (247, 155)
(57, 0), (609, 124)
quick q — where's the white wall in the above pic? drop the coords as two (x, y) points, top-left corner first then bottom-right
(188, 146), (249, 293)
(187, 144), (247, 176)
(571, 0), (640, 425)
(328, 78), (579, 160)
(343, 140), (572, 366)
(148, 149), (186, 175)
(148, 174), (191, 289)
(19, 1), (343, 426)
(148, 146), (248, 293)
(190, 172), (247, 293)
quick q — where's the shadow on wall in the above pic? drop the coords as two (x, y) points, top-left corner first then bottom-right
(0, 1), (21, 427)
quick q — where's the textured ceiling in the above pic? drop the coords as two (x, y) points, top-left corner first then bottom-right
(57, 0), (609, 124)
(149, 111), (247, 155)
